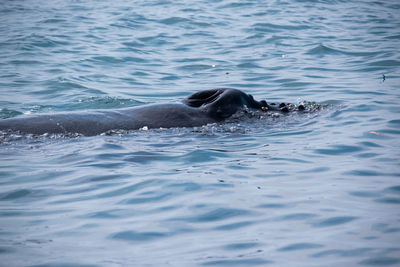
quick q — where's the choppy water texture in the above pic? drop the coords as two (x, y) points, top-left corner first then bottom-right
(1, 0), (400, 266)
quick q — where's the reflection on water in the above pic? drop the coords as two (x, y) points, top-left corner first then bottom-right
(1, 0), (400, 266)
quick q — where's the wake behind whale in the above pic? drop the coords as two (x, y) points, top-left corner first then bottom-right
(0, 88), (308, 137)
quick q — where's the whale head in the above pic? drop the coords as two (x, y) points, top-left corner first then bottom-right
(183, 88), (268, 120)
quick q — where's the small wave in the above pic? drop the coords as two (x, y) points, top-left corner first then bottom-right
(223, 242), (260, 250)
(90, 56), (124, 64)
(12, 96), (142, 115)
(306, 43), (380, 57)
(16, 34), (70, 49)
(111, 230), (169, 242)
(237, 62), (261, 69)
(9, 59), (43, 65)
(219, 2), (258, 9)
(121, 40), (146, 49)
(71, 96), (143, 110)
(202, 258), (272, 266)
(359, 257), (400, 266)
(312, 216), (358, 227)
(40, 18), (67, 24)
(278, 242), (323, 251)
(0, 189), (31, 201)
(111, 15), (149, 29)
(30, 79), (95, 97)
(181, 207), (252, 223)
(137, 34), (174, 46)
(0, 108), (23, 119)
(177, 64), (214, 71)
(312, 248), (373, 258)
(314, 145), (364, 156)
(384, 34), (400, 40)
(253, 22), (310, 33)
(375, 197), (400, 204)
(158, 16), (190, 25)
(368, 60), (400, 67)
(306, 44), (342, 55)
(385, 186), (400, 194)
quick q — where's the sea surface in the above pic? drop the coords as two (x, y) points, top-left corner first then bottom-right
(1, 0), (400, 266)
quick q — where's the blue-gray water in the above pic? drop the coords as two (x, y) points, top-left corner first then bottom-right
(1, 0), (400, 266)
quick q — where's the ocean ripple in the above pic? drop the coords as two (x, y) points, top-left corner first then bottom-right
(1, 0), (399, 266)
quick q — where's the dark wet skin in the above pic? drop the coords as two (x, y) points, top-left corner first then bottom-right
(0, 88), (304, 136)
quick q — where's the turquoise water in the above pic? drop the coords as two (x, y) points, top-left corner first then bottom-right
(1, 0), (400, 266)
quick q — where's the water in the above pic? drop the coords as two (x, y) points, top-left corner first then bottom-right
(1, 0), (400, 266)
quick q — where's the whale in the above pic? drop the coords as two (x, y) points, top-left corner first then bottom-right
(0, 88), (303, 136)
